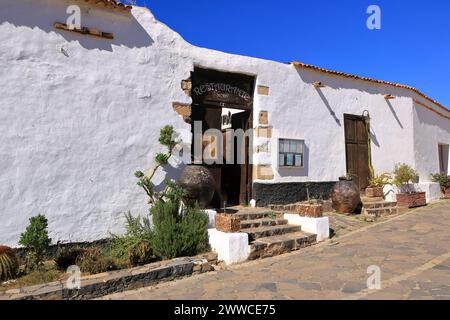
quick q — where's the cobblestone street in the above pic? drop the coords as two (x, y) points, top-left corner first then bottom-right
(102, 201), (450, 300)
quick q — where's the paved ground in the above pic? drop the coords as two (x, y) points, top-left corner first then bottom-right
(102, 200), (450, 300)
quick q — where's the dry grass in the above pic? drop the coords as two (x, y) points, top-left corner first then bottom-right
(0, 261), (65, 292)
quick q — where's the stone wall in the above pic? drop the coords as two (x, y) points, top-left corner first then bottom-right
(253, 182), (336, 207)
(0, 252), (218, 300)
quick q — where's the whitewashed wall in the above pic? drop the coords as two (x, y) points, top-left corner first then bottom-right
(0, 0), (193, 246)
(1, 0), (449, 246)
(413, 101), (450, 180)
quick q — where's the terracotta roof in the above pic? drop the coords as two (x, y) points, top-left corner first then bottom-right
(290, 61), (450, 118)
(71, 0), (132, 12)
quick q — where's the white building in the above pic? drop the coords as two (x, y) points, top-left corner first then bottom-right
(1, 0), (449, 246)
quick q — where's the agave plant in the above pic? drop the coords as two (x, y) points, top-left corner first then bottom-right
(0, 245), (19, 282)
(368, 173), (392, 188)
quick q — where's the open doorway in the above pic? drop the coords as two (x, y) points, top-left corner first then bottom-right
(190, 67), (255, 208)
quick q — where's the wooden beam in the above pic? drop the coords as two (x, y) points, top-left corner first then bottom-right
(312, 81), (325, 88)
(54, 22), (114, 39)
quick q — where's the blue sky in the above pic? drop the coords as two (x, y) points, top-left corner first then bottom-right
(128, 0), (450, 109)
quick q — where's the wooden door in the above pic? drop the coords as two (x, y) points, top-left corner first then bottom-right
(438, 144), (446, 173)
(344, 114), (370, 190)
(220, 111), (252, 206)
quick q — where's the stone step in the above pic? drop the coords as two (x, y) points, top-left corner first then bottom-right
(363, 206), (399, 217)
(240, 218), (288, 229)
(363, 201), (397, 209)
(243, 224), (302, 242)
(235, 211), (275, 221)
(248, 231), (317, 260)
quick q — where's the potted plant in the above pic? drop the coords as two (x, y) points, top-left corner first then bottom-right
(365, 173), (391, 198)
(431, 173), (450, 199)
(393, 163), (426, 208)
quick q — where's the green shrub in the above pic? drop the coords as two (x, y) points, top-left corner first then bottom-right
(19, 214), (52, 271)
(54, 247), (86, 271)
(431, 173), (450, 191)
(393, 163), (418, 193)
(0, 245), (19, 282)
(133, 125), (208, 260)
(76, 248), (116, 274)
(135, 125), (180, 206)
(110, 212), (154, 267)
(151, 185), (208, 260)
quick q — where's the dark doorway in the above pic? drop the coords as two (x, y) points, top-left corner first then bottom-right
(221, 110), (252, 206)
(344, 114), (370, 190)
(190, 67), (255, 208)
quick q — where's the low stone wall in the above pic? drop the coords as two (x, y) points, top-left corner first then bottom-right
(12, 239), (111, 264)
(269, 200), (333, 215)
(0, 252), (217, 300)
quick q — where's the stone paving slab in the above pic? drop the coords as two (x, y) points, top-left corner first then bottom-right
(101, 200), (450, 300)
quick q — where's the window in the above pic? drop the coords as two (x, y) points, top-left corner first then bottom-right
(279, 139), (304, 167)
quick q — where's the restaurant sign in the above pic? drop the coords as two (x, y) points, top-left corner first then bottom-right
(191, 68), (255, 109)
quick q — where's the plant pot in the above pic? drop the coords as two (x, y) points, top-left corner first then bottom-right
(215, 214), (241, 233)
(295, 202), (323, 218)
(396, 192), (426, 208)
(178, 165), (215, 208)
(365, 186), (384, 198)
(331, 177), (361, 214)
(443, 187), (450, 199)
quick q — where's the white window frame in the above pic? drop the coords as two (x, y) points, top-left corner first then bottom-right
(278, 138), (305, 168)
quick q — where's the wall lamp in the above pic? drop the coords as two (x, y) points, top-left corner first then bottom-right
(362, 110), (371, 125)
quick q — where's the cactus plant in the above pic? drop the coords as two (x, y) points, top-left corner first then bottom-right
(0, 245), (19, 282)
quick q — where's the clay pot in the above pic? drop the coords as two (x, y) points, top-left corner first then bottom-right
(331, 177), (361, 214)
(178, 165), (215, 208)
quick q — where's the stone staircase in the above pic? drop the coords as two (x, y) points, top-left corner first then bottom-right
(234, 209), (317, 260)
(361, 197), (405, 221)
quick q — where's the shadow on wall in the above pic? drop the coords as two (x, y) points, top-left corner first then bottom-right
(153, 162), (186, 193)
(314, 87), (341, 126)
(295, 68), (408, 129)
(370, 127), (380, 147)
(415, 100), (450, 128)
(0, 1), (153, 52)
(386, 100), (404, 128)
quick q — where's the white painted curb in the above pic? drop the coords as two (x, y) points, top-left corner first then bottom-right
(208, 229), (249, 265)
(284, 214), (330, 242)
